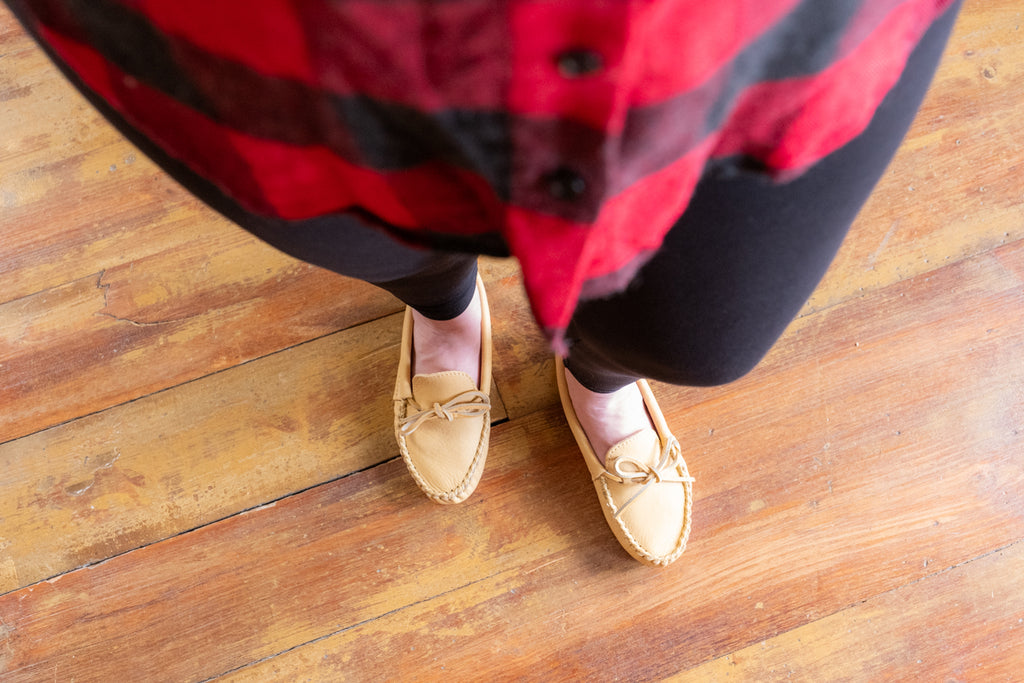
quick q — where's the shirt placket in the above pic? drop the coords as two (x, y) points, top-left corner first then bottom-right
(506, 1), (630, 228)
(502, 1), (632, 333)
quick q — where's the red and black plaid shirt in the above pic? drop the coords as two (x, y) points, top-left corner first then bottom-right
(8, 0), (954, 336)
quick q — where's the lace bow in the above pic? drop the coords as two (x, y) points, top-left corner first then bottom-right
(599, 436), (694, 518)
(399, 390), (490, 435)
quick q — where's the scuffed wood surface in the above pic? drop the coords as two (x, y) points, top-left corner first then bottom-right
(0, 314), (405, 593)
(0, 306), (508, 593)
(673, 542), (1024, 682)
(2, 234), (1022, 682)
(1, 1), (1022, 681)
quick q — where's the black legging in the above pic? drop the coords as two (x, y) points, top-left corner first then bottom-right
(38, 2), (959, 393)
(566, 0), (959, 391)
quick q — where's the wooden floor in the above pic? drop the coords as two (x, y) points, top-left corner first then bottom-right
(2, 2), (1023, 680)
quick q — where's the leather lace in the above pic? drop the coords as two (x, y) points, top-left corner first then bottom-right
(597, 436), (695, 518)
(399, 390), (490, 435)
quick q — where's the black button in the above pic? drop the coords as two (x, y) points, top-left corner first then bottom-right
(556, 49), (604, 78)
(545, 167), (587, 201)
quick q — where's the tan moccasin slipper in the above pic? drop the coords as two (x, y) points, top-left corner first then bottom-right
(394, 275), (491, 504)
(555, 357), (694, 566)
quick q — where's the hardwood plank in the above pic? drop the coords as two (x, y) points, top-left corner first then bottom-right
(0, 222), (522, 447)
(0, 240), (400, 443)
(220, 545), (1024, 682)
(5, 1), (1019, 315)
(0, 225), (522, 446)
(221, 247), (1024, 679)
(0, 314), (402, 594)
(0, 17), (524, 445)
(1, 1), (1022, 678)
(0, 422), (576, 682)
(0, 2), (22, 41)
(3, 239), (1020, 681)
(484, 259), (559, 422)
(0, 10), (205, 303)
(673, 541), (1024, 681)
(218, 246), (1024, 681)
(0, 9), (408, 443)
(0, 306), (508, 594)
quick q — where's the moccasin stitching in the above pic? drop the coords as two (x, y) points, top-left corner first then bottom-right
(395, 397), (490, 504)
(394, 274), (492, 505)
(597, 474), (693, 565)
(556, 356), (694, 566)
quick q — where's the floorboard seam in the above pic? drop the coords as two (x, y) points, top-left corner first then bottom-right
(0, 269), (104, 309)
(676, 535), (1024, 676)
(200, 567), (511, 682)
(0, 455), (402, 599)
(6, 234), (1020, 448)
(794, 233), (1024, 321)
(0, 310), (404, 448)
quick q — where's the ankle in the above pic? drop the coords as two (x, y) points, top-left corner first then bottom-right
(564, 366), (653, 465)
(411, 287), (482, 386)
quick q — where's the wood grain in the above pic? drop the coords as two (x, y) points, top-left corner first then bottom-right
(0, 241), (403, 443)
(673, 541), (1024, 682)
(0, 310), (508, 594)
(0, 313), (401, 594)
(4, 3), (1022, 442)
(219, 239), (1024, 682)
(3, 237), (1020, 681)
(1, 0), (1022, 680)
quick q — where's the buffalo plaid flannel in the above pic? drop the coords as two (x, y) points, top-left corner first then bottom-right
(7, 0), (954, 336)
